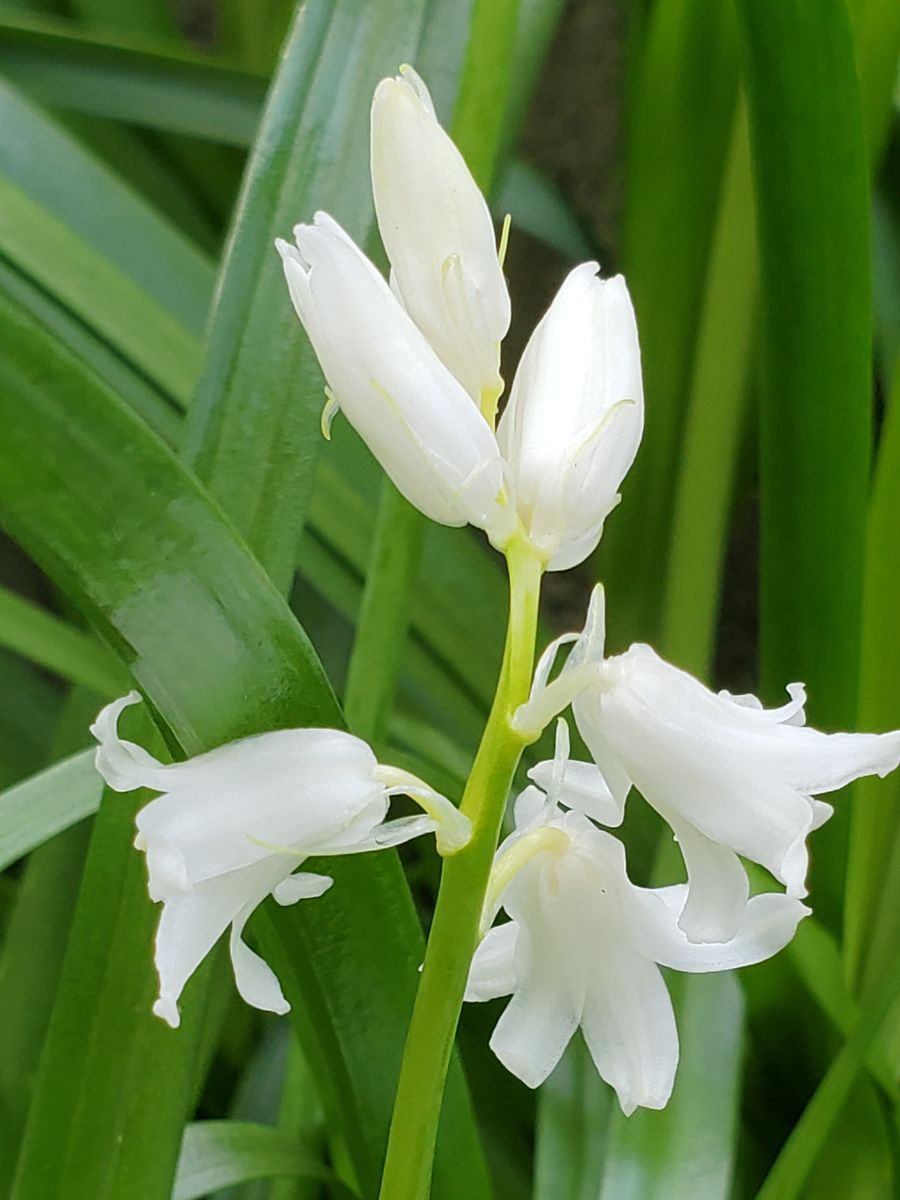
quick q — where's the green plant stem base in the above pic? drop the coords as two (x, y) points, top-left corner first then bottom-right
(377, 537), (543, 1200)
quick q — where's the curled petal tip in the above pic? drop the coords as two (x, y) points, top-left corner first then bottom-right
(153, 996), (180, 1029)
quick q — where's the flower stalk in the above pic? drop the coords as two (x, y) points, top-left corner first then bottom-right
(377, 536), (543, 1200)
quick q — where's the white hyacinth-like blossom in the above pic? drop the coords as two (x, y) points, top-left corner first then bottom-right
(516, 587), (900, 943)
(277, 215), (512, 545)
(466, 765), (808, 1114)
(498, 263), (644, 571)
(279, 67), (646, 569)
(371, 65), (511, 409)
(91, 693), (470, 1028)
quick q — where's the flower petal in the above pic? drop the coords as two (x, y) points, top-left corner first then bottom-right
(370, 66), (509, 401)
(91, 692), (172, 792)
(497, 265), (643, 569)
(279, 214), (508, 538)
(152, 854), (299, 1028)
(665, 815), (750, 943)
(633, 886), (810, 973)
(579, 946), (678, 1116)
(272, 871), (333, 905)
(465, 921), (519, 1002)
(488, 884), (581, 1088)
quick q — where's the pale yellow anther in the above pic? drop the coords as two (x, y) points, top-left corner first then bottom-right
(321, 387), (340, 440)
(498, 213), (512, 270)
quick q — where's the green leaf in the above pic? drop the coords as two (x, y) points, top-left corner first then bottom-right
(10, 738), (215, 1200)
(599, 0), (740, 647)
(451, 0), (521, 190)
(0, 688), (97, 1192)
(0, 585), (124, 697)
(659, 105), (756, 676)
(495, 159), (594, 263)
(0, 262), (489, 1200)
(754, 949), (900, 1200)
(734, 0), (873, 926)
(173, 1122), (340, 1200)
(533, 1041), (611, 1200)
(0, 73), (214, 334)
(183, 0), (464, 592)
(596, 974), (744, 1200)
(0, 749), (100, 874)
(0, 11), (266, 146)
(67, 0), (180, 38)
(0, 174), (199, 405)
(845, 359), (900, 990)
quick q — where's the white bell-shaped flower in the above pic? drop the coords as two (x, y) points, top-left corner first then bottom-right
(497, 263), (643, 571)
(370, 65), (511, 409)
(466, 779), (808, 1114)
(516, 587), (900, 943)
(91, 693), (470, 1028)
(277, 213), (513, 546)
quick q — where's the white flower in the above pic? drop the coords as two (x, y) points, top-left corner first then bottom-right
(497, 264), (644, 571)
(277, 214), (513, 546)
(91, 692), (470, 1028)
(466, 777), (808, 1114)
(516, 587), (900, 943)
(370, 65), (511, 409)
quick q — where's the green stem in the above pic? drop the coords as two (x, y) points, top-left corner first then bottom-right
(377, 537), (543, 1200)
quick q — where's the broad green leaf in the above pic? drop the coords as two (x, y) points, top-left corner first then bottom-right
(216, 0), (297, 72)
(0, 689), (96, 1192)
(182, 0), (464, 592)
(495, 158), (594, 263)
(659, 105), (756, 676)
(845, 361), (900, 990)
(67, 0), (179, 38)
(451, 0), (521, 190)
(533, 1041), (611, 1200)
(0, 223), (489, 1200)
(0, 749), (100, 873)
(0, 12), (266, 145)
(600, 0), (740, 648)
(598, 975), (744, 1200)
(343, 486), (425, 742)
(735, 0), (872, 928)
(0, 175), (198, 405)
(0, 650), (61, 788)
(10, 733), (214, 1200)
(0, 585), (124, 697)
(755, 949), (900, 1200)
(173, 1122), (339, 1200)
(0, 74), (214, 333)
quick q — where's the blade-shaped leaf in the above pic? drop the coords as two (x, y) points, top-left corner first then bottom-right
(0, 11), (266, 145)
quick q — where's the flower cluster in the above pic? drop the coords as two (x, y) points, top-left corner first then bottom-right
(277, 65), (643, 572)
(92, 65), (900, 1119)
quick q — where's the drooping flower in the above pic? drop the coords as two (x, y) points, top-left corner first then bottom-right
(497, 263), (644, 571)
(277, 214), (513, 547)
(92, 692), (470, 1028)
(516, 587), (900, 942)
(466, 771), (808, 1114)
(370, 65), (511, 412)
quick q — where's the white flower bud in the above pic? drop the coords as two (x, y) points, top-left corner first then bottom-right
(91, 693), (470, 1027)
(277, 213), (513, 545)
(497, 264), (644, 570)
(370, 66), (511, 408)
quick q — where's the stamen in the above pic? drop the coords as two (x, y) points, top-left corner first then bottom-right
(480, 827), (571, 937)
(498, 213), (512, 270)
(320, 387), (340, 440)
